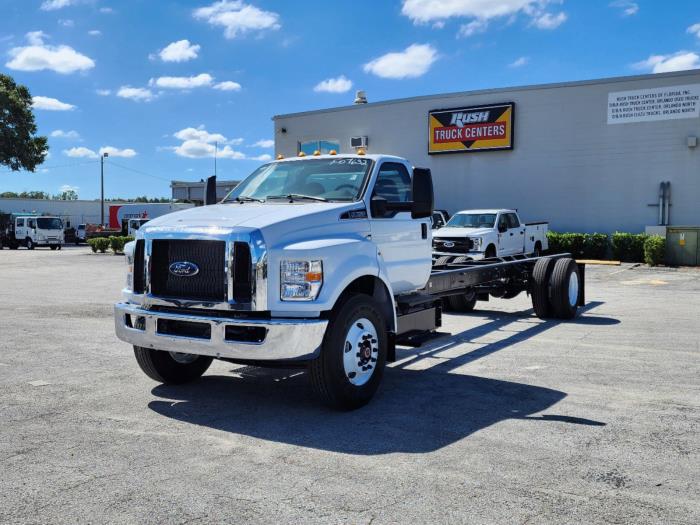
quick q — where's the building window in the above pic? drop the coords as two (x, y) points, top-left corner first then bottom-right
(299, 139), (340, 156)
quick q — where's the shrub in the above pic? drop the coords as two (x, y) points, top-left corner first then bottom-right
(612, 232), (648, 262)
(87, 237), (110, 253)
(644, 235), (665, 266)
(109, 236), (134, 254)
(583, 233), (609, 260)
(547, 232), (586, 257)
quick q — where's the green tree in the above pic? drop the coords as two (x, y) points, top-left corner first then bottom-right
(0, 74), (48, 172)
(55, 189), (78, 200)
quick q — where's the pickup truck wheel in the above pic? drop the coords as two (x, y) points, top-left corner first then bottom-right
(485, 245), (497, 259)
(447, 292), (477, 312)
(309, 294), (387, 410)
(50, 245), (58, 250)
(549, 258), (580, 319)
(531, 257), (555, 319)
(533, 242), (542, 257)
(133, 346), (213, 384)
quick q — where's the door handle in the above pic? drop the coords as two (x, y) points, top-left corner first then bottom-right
(421, 223), (428, 239)
(509, 232), (514, 236)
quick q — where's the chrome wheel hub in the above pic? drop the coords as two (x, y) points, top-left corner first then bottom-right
(343, 318), (379, 386)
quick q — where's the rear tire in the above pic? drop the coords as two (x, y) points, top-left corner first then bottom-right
(531, 257), (555, 319)
(133, 346), (213, 384)
(309, 294), (387, 410)
(447, 293), (477, 312)
(549, 258), (580, 319)
(533, 242), (542, 257)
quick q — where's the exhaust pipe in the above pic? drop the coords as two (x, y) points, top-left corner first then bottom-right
(205, 175), (217, 205)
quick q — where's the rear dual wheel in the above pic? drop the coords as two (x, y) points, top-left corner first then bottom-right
(531, 257), (581, 319)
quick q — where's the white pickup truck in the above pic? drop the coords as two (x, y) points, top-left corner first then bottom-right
(433, 209), (548, 259)
(115, 154), (583, 409)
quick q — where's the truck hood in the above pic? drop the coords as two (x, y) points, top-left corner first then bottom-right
(434, 227), (493, 238)
(141, 201), (359, 233)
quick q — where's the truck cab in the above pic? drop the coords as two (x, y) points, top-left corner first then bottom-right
(3, 214), (64, 250)
(433, 209), (548, 259)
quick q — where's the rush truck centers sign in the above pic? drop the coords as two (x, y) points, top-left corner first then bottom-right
(429, 103), (515, 154)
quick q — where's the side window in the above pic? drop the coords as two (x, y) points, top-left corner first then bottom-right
(498, 214), (508, 231)
(373, 162), (412, 203)
(17, 219), (24, 227)
(28, 219), (36, 228)
(507, 213), (520, 228)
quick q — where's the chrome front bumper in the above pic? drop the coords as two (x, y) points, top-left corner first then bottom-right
(433, 250), (485, 260)
(114, 302), (327, 362)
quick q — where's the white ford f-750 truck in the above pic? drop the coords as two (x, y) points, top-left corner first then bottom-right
(115, 153), (585, 409)
(433, 209), (548, 260)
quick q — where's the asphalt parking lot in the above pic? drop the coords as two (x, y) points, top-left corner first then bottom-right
(1, 247), (698, 524)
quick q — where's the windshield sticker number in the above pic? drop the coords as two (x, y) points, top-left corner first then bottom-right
(330, 158), (368, 166)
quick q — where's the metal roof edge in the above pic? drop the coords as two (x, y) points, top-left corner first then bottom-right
(272, 70), (700, 120)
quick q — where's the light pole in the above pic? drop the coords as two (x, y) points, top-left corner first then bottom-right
(100, 152), (109, 227)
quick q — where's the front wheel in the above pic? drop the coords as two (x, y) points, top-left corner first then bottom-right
(133, 346), (213, 384)
(309, 294), (388, 410)
(26, 238), (35, 250)
(50, 245), (58, 251)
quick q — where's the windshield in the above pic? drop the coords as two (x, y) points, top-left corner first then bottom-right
(446, 213), (496, 228)
(37, 218), (63, 230)
(224, 158), (373, 203)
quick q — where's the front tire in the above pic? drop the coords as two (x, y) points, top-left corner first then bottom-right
(26, 238), (35, 250)
(309, 294), (388, 410)
(133, 346), (213, 384)
(50, 245), (57, 251)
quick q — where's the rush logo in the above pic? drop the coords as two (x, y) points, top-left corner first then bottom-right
(449, 111), (490, 127)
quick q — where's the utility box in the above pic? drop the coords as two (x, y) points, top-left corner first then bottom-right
(666, 227), (700, 266)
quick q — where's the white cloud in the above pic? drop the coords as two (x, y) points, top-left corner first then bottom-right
(100, 146), (137, 158)
(58, 19), (74, 27)
(252, 153), (272, 161)
(509, 56), (529, 67)
(171, 126), (246, 159)
(59, 184), (79, 193)
(32, 96), (75, 111)
(50, 129), (81, 139)
(96, 88), (111, 96)
(633, 51), (700, 74)
(88, 29), (102, 36)
(688, 23), (700, 39)
(213, 80), (242, 91)
(609, 1), (638, 17)
(402, 0), (567, 35)
(252, 139), (274, 148)
(313, 75), (353, 93)
(363, 44), (438, 79)
(531, 11), (567, 29)
(116, 86), (155, 101)
(458, 19), (488, 37)
(64, 146), (97, 158)
(6, 31), (95, 74)
(401, 0), (546, 23)
(149, 73), (213, 89)
(40, 0), (76, 10)
(193, 0), (281, 39)
(158, 39), (201, 62)
(99, 7), (114, 14)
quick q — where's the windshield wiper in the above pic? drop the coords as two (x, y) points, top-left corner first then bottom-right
(267, 193), (328, 202)
(231, 196), (265, 203)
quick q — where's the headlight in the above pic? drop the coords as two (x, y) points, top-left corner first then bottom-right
(470, 237), (482, 250)
(124, 241), (135, 290)
(280, 260), (323, 301)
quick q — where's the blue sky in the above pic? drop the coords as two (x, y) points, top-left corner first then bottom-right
(2, 0), (699, 199)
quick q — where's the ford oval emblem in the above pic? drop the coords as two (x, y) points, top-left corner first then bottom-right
(169, 261), (199, 277)
(443, 241), (455, 248)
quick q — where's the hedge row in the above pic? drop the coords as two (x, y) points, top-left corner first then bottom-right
(88, 236), (134, 254)
(547, 231), (666, 265)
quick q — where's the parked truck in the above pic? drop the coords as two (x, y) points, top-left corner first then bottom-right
(114, 153), (584, 409)
(0, 213), (64, 250)
(433, 209), (548, 260)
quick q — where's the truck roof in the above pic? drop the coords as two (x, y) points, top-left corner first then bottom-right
(453, 209), (516, 215)
(275, 153), (406, 164)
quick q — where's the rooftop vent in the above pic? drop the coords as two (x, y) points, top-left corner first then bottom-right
(354, 90), (367, 104)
